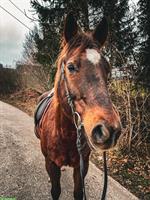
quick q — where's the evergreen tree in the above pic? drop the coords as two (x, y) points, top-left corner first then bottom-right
(30, 0), (136, 71)
(30, 0), (61, 70)
(101, 0), (137, 67)
(30, 0), (92, 71)
(30, 0), (97, 82)
(138, 0), (150, 88)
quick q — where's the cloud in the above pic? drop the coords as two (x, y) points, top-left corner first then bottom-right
(0, 39), (22, 67)
(0, 0), (33, 66)
(0, 24), (24, 66)
(0, 24), (23, 43)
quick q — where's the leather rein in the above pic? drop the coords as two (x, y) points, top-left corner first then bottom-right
(60, 62), (108, 200)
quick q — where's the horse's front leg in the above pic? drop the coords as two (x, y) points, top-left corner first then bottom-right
(45, 158), (61, 200)
(73, 158), (89, 200)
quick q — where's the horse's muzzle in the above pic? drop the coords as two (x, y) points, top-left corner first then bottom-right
(91, 123), (121, 149)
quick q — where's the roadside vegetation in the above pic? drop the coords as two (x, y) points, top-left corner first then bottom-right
(0, 0), (150, 199)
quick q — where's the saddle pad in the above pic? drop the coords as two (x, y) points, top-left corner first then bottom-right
(34, 89), (54, 127)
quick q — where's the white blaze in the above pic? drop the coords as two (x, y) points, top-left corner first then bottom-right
(86, 49), (101, 65)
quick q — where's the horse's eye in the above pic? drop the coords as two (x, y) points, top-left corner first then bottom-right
(67, 64), (76, 73)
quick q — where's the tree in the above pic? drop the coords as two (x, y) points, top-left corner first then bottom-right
(101, 0), (137, 68)
(30, 0), (137, 71)
(138, 0), (150, 88)
(30, 0), (96, 80)
(23, 26), (38, 65)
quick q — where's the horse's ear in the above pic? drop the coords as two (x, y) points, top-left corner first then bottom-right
(92, 17), (108, 47)
(64, 12), (78, 43)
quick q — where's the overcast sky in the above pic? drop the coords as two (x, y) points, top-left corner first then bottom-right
(0, 0), (35, 67)
(0, 0), (138, 67)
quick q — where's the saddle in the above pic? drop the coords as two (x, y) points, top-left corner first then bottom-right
(34, 88), (54, 138)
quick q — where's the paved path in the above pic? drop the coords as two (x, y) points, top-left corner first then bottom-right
(0, 101), (138, 200)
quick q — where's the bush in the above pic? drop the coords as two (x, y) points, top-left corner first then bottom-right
(0, 68), (20, 94)
(16, 64), (51, 92)
(109, 77), (150, 155)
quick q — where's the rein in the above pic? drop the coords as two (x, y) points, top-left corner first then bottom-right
(61, 62), (108, 200)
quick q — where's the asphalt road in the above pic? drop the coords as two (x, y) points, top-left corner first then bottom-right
(0, 101), (139, 200)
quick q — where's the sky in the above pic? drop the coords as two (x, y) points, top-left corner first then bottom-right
(0, 0), (35, 67)
(0, 0), (138, 67)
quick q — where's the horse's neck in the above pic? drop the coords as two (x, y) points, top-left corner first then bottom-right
(54, 99), (75, 136)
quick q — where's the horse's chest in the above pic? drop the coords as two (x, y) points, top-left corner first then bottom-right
(48, 133), (80, 167)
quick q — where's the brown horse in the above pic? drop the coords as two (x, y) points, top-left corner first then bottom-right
(36, 13), (121, 200)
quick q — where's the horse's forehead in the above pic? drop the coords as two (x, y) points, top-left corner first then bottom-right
(85, 49), (101, 65)
(66, 48), (101, 65)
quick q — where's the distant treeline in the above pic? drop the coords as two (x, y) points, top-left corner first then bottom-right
(0, 67), (20, 94)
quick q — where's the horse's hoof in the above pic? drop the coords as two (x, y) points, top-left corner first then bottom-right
(61, 167), (66, 171)
(48, 178), (51, 183)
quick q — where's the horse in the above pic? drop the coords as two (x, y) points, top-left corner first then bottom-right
(35, 13), (121, 200)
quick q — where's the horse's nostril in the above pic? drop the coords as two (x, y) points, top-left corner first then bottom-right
(92, 125), (102, 143)
(92, 124), (109, 144)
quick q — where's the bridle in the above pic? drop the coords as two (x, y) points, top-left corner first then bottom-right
(60, 61), (108, 200)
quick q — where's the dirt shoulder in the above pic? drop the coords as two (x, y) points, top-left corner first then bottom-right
(0, 88), (40, 116)
(0, 88), (149, 199)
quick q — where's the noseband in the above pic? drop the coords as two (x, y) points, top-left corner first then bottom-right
(60, 61), (108, 200)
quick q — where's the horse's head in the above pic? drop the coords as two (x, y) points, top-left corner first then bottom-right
(55, 13), (121, 151)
